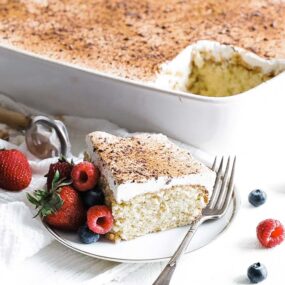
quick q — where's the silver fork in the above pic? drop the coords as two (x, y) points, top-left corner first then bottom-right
(152, 156), (236, 285)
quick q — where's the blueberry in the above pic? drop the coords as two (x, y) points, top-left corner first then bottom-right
(248, 189), (267, 207)
(82, 187), (105, 208)
(78, 224), (100, 244)
(247, 262), (267, 283)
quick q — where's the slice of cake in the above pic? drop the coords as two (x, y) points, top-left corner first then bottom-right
(86, 131), (216, 241)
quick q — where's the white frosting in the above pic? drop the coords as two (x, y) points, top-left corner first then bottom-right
(154, 40), (285, 92)
(86, 135), (216, 203)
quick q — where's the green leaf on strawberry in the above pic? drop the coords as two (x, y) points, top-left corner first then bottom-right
(51, 170), (61, 190)
(45, 156), (74, 190)
(27, 170), (71, 218)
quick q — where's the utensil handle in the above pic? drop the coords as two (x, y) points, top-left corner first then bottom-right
(152, 218), (201, 285)
(0, 106), (30, 129)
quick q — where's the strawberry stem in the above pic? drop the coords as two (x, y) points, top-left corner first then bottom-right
(27, 170), (72, 218)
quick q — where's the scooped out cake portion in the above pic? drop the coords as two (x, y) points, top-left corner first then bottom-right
(86, 131), (216, 241)
(156, 41), (285, 97)
(187, 53), (274, 97)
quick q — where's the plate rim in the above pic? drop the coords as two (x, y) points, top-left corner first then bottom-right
(43, 187), (240, 263)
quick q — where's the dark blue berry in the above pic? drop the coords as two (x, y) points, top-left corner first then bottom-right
(78, 224), (100, 244)
(248, 189), (267, 207)
(247, 262), (267, 283)
(82, 187), (105, 208)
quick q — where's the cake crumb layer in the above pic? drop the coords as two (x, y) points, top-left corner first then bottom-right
(104, 181), (208, 241)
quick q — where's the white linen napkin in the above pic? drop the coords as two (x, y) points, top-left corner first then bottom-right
(0, 138), (58, 267)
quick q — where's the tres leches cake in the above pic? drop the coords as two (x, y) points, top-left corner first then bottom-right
(86, 131), (216, 241)
(1, 1), (285, 97)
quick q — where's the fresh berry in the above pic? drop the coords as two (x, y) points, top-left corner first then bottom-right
(0, 149), (32, 191)
(27, 171), (85, 231)
(257, 219), (285, 248)
(247, 262), (267, 283)
(78, 224), (100, 244)
(249, 189), (267, 207)
(71, 162), (99, 191)
(46, 156), (73, 190)
(87, 205), (113, 234)
(82, 187), (105, 208)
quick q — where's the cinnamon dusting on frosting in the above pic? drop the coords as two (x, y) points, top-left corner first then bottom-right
(88, 132), (208, 186)
(0, 0), (285, 81)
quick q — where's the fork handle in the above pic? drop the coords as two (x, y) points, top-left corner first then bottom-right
(152, 218), (202, 285)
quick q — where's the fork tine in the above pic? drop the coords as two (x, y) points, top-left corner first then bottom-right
(211, 156), (217, 171)
(208, 156), (224, 209)
(220, 156), (236, 213)
(215, 156), (231, 209)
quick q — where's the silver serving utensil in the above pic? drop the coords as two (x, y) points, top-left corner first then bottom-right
(25, 116), (70, 159)
(152, 156), (236, 285)
(0, 106), (70, 159)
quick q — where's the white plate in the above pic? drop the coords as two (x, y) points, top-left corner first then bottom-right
(44, 194), (239, 263)
(43, 190), (240, 263)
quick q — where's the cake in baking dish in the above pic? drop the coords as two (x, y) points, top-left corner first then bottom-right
(86, 131), (216, 241)
(1, 0), (285, 96)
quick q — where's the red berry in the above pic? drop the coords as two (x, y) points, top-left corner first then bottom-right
(46, 158), (73, 190)
(87, 205), (113, 234)
(257, 219), (285, 248)
(71, 162), (99, 191)
(45, 185), (85, 231)
(0, 149), (32, 191)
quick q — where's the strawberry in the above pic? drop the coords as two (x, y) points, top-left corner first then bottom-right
(0, 149), (32, 191)
(44, 185), (85, 231)
(257, 219), (285, 248)
(28, 171), (85, 231)
(87, 205), (113, 234)
(46, 156), (73, 190)
(71, 162), (99, 192)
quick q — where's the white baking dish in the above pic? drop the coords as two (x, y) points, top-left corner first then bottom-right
(0, 44), (284, 154)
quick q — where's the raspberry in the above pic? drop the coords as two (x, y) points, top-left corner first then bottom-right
(87, 205), (113, 234)
(257, 219), (285, 248)
(71, 162), (99, 192)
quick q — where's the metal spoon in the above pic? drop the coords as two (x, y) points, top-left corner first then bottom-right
(0, 106), (70, 159)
